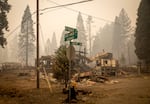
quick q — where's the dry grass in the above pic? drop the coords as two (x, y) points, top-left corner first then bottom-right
(0, 70), (150, 104)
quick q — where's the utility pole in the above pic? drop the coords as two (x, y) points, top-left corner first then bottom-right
(36, 0), (40, 89)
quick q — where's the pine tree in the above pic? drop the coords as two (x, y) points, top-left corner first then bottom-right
(76, 12), (86, 46)
(18, 5), (35, 66)
(112, 8), (132, 65)
(60, 29), (66, 46)
(86, 16), (93, 56)
(51, 32), (57, 55)
(92, 23), (114, 56)
(112, 16), (121, 59)
(135, 0), (150, 65)
(45, 38), (51, 55)
(99, 24), (113, 52)
(53, 45), (69, 81)
(0, 0), (11, 48)
(92, 28), (101, 56)
(127, 32), (137, 65)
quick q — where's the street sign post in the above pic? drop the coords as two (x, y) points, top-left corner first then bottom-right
(64, 26), (78, 41)
(64, 26), (78, 104)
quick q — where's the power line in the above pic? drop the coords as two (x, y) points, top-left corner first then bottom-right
(6, 8), (61, 38)
(6, 0), (93, 38)
(7, 0), (120, 40)
(40, 0), (93, 11)
(6, 25), (21, 38)
(39, 7), (61, 15)
(46, 0), (114, 23)
(6, 12), (36, 38)
(42, 0), (121, 26)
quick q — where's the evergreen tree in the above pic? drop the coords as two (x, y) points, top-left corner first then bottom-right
(112, 16), (121, 59)
(92, 23), (113, 56)
(112, 8), (132, 65)
(92, 28), (101, 56)
(60, 29), (66, 46)
(51, 32), (57, 55)
(53, 45), (77, 85)
(99, 24), (114, 52)
(135, 0), (150, 65)
(127, 31), (137, 65)
(76, 12), (86, 46)
(0, 0), (11, 48)
(45, 38), (51, 55)
(86, 15), (93, 56)
(53, 45), (69, 82)
(18, 5), (35, 66)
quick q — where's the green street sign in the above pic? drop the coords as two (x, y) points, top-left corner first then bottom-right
(64, 26), (78, 41)
(71, 42), (82, 46)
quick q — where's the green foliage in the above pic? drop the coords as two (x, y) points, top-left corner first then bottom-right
(135, 0), (150, 63)
(0, 0), (11, 48)
(53, 45), (69, 81)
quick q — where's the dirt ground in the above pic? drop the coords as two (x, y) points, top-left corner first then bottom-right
(0, 69), (150, 104)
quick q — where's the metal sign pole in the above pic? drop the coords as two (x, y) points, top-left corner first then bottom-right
(65, 26), (77, 103)
(68, 40), (71, 104)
